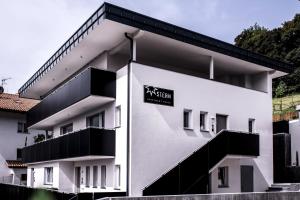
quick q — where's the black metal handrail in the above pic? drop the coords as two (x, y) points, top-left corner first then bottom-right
(143, 130), (259, 195)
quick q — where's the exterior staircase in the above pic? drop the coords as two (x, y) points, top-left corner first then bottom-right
(143, 130), (259, 196)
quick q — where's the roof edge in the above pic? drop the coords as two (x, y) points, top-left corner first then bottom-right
(104, 2), (294, 73)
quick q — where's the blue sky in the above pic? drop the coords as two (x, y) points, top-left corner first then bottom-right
(0, 0), (299, 93)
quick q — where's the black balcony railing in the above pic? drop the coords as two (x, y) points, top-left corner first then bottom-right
(143, 130), (259, 196)
(22, 128), (115, 163)
(27, 68), (116, 127)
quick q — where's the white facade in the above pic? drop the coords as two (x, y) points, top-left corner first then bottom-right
(129, 63), (273, 195)
(0, 111), (40, 185)
(288, 119), (300, 165)
(18, 2), (292, 197)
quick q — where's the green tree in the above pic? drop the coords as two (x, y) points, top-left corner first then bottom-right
(235, 14), (300, 97)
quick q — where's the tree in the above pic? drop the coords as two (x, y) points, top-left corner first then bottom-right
(275, 81), (287, 112)
(235, 14), (300, 97)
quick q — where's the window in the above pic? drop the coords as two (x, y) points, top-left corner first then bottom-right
(183, 109), (193, 129)
(60, 123), (73, 135)
(93, 166), (98, 188)
(17, 148), (22, 160)
(218, 167), (229, 187)
(115, 106), (121, 128)
(86, 112), (104, 128)
(86, 166), (90, 187)
(114, 165), (121, 189)
(44, 167), (53, 185)
(249, 119), (255, 133)
(17, 122), (28, 133)
(200, 112), (208, 131)
(21, 174), (27, 181)
(101, 165), (106, 189)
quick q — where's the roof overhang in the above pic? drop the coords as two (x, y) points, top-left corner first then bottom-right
(19, 2), (294, 99)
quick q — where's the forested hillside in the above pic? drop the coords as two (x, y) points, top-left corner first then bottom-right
(235, 14), (300, 97)
(235, 14), (300, 118)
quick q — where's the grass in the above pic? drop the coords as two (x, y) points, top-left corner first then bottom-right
(273, 93), (300, 114)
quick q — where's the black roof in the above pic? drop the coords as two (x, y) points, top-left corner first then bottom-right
(19, 2), (294, 95)
(104, 2), (294, 73)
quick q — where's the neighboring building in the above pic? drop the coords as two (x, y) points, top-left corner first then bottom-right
(0, 92), (39, 185)
(20, 2), (293, 196)
(273, 107), (300, 185)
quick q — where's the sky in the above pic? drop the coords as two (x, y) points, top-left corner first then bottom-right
(0, 0), (299, 94)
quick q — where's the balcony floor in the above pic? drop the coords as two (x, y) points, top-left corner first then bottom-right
(29, 95), (114, 129)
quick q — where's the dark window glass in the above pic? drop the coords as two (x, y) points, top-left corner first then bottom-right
(183, 111), (189, 128)
(60, 123), (73, 135)
(101, 165), (106, 188)
(249, 119), (255, 133)
(218, 167), (229, 187)
(93, 166), (98, 188)
(17, 148), (22, 160)
(87, 114), (100, 127)
(17, 122), (27, 133)
(200, 112), (207, 130)
(21, 174), (27, 181)
(86, 166), (90, 187)
(17, 122), (23, 133)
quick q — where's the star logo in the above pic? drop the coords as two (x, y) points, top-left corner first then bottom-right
(145, 86), (158, 97)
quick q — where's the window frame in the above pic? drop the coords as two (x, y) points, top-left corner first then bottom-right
(183, 109), (193, 130)
(248, 118), (255, 133)
(218, 166), (229, 188)
(100, 165), (106, 189)
(86, 113), (100, 128)
(44, 167), (53, 185)
(93, 166), (98, 188)
(200, 111), (208, 131)
(86, 166), (90, 187)
(17, 122), (28, 134)
(60, 123), (73, 135)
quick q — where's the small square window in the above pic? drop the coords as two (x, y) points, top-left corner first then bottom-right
(60, 123), (73, 135)
(17, 122), (28, 134)
(86, 114), (100, 128)
(218, 167), (229, 188)
(183, 109), (193, 130)
(200, 112), (208, 131)
(101, 165), (106, 189)
(249, 119), (255, 133)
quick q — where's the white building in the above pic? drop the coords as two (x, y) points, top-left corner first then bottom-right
(19, 2), (293, 196)
(0, 92), (39, 185)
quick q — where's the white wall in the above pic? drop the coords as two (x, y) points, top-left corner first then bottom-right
(26, 65), (128, 193)
(0, 112), (41, 160)
(210, 157), (269, 193)
(27, 162), (59, 189)
(129, 63), (273, 196)
(289, 119), (300, 165)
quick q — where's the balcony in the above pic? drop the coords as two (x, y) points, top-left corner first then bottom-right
(22, 128), (115, 163)
(27, 68), (116, 129)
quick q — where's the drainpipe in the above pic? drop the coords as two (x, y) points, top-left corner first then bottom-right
(124, 33), (133, 196)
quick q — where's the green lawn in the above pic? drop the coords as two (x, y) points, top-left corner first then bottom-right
(273, 93), (300, 114)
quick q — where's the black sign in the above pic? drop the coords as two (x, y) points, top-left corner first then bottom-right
(144, 85), (174, 106)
